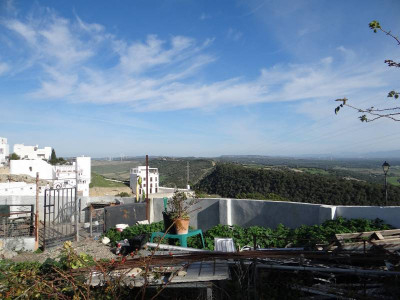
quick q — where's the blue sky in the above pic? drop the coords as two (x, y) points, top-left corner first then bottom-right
(0, 0), (399, 157)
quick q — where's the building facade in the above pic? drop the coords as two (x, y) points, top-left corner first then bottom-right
(130, 166), (159, 195)
(9, 156), (91, 196)
(0, 137), (9, 166)
(13, 144), (52, 160)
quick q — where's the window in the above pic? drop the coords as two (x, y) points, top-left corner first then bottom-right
(150, 177), (153, 182)
(143, 184), (146, 187)
(155, 188), (158, 193)
(143, 177), (146, 181)
(155, 177), (157, 182)
(29, 167), (32, 171)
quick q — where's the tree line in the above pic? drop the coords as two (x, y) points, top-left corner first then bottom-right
(195, 163), (400, 206)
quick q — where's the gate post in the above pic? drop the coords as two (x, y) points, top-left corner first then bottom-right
(75, 187), (79, 242)
(35, 173), (39, 250)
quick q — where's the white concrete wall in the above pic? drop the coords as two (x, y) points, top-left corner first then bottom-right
(9, 157), (91, 197)
(76, 156), (91, 196)
(10, 159), (54, 180)
(152, 198), (400, 230)
(0, 182), (46, 196)
(0, 137), (9, 165)
(13, 144), (52, 160)
(2, 195), (399, 230)
(335, 206), (400, 228)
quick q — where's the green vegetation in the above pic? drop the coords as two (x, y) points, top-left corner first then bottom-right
(89, 172), (128, 188)
(9, 152), (20, 160)
(388, 176), (400, 186)
(195, 163), (400, 206)
(105, 221), (164, 246)
(115, 192), (131, 197)
(49, 149), (67, 165)
(92, 157), (400, 191)
(92, 158), (215, 188)
(104, 217), (392, 250)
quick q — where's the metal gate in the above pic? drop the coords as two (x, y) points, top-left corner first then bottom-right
(41, 188), (80, 250)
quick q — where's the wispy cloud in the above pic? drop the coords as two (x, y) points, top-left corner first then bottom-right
(1, 9), (397, 116)
(199, 13), (211, 20)
(0, 62), (9, 75)
(227, 28), (243, 41)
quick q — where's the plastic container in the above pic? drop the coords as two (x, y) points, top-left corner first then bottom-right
(115, 224), (129, 232)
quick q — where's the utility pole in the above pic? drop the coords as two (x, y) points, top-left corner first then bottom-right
(35, 172), (39, 250)
(146, 155), (149, 221)
(186, 161), (190, 189)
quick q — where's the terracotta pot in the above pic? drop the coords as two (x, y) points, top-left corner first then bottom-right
(174, 218), (190, 235)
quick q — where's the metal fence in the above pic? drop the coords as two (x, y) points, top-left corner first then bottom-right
(41, 188), (80, 249)
(0, 205), (35, 238)
(88, 208), (105, 237)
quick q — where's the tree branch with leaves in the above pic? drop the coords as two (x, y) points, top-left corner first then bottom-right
(335, 21), (399, 122)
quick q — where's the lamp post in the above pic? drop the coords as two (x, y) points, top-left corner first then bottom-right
(382, 161), (390, 206)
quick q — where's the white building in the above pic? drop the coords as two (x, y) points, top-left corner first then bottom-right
(13, 144), (52, 160)
(130, 166), (159, 195)
(0, 182), (48, 196)
(9, 156), (91, 196)
(0, 137), (9, 166)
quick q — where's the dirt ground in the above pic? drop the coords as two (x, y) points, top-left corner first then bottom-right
(0, 167), (9, 174)
(89, 186), (133, 197)
(11, 237), (118, 263)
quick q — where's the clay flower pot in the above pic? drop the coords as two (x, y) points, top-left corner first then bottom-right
(174, 218), (190, 235)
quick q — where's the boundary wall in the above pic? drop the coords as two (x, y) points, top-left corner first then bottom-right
(2, 196), (400, 229)
(152, 198), (400, 230)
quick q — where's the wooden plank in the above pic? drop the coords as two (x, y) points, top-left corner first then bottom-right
(371, 232), (385, 240)
(335, 229), (400, 241)
(340, 238), (400, 251)
(342, 237), (400, 246)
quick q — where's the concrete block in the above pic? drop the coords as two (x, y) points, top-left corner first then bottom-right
(0, 237), (36, 251)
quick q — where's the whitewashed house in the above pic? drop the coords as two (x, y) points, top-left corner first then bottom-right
(0, 137), (9, 166)
(9, 156), (91, 196)
(13, 144), (52, 160)
(0, 181), (48, 196)
(130, 166), (159, 195)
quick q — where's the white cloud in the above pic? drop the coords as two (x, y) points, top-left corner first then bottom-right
(227, 28), (243, 41)
(2, 11), (398, 116)
(199, 13), (211, 20)
(0, 62), (9, 75)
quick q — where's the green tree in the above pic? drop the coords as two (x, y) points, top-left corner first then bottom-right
(335, 21), (399, 122)
(49, 149), (57, 165)
(9, 153), (20, 160)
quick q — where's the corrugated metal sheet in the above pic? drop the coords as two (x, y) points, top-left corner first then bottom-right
(214, 238), (236, 252)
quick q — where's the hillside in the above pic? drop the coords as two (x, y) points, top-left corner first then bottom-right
(195, 163), (400, 206)
(92, 158), (215, 189)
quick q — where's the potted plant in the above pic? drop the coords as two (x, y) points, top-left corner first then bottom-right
(168, 190), (197, 235)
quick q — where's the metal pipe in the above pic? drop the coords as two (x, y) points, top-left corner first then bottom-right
(146, 242), (211, 252)
(75, 186), (79, 242)
(256, 264), (400, 276)
(146, 154), (149, 221)
(385, 172), (388, 206)
(35, 172), (39, 250)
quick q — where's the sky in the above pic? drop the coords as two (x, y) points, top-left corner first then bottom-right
(0, 0), (399, 158)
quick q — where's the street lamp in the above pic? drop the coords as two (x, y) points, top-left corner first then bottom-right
(382, 161), (390, 206)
